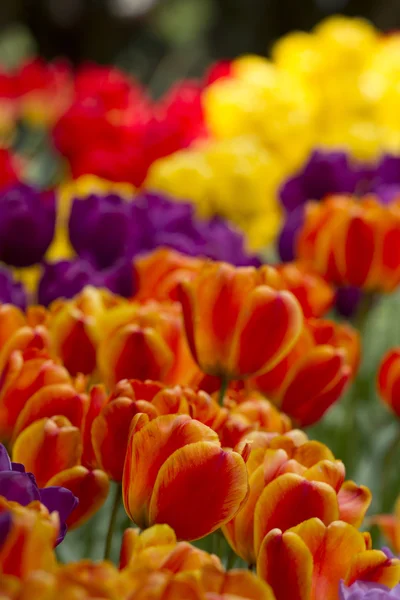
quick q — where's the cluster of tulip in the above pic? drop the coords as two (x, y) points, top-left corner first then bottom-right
(0, 247), (399, 600)
(1, 11), (400, 600)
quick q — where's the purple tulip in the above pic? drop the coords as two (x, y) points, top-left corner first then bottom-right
(339, 580), (400, 599)
(38, 258), (134, 306)
(0, 183), (56, 267)
(68, 190), (260, 268)
(0, 264), (27, 309)
(0, 444), (78, 545)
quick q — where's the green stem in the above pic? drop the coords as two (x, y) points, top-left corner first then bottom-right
(218, 376), (229, 407)
(226, 546), (237, 570)
(104, 483), (122, 561)
(381, 428), (400, 511)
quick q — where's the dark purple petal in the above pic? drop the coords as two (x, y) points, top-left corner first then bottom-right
(335, 287), (363, 318)
(0, 183), (56, 267)
(278, 207), (305, 262)
(0, 265), (27, 310)
(0, 471), (41, 505)
(69, 193), (134, 269)
(38, 258), (135, 305)
(279, 150), (361, 214)
(377, 154), (400, 185)
(0, 444), (11, 471)
(11, 462), (25, 473)
(0, 512), (12, 548)
(39, 486), (79, 545)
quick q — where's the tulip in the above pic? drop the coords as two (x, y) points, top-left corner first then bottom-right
(119, 524), (222, 572)
(257, 518), (400, 600)
(0, 349), (70, 440)
(178, 262), (303, 380)
(11, 383), (88, 443)
(377, 348), (400, 417)
(133, 248), (203, 303)
(81, 384), (108, 469)
(123, 414), (248, 540)
(0, 443), (78, 545)
(222, 439), (371, 565)
(370, 495), (400, 554)
(46, 466), (109, 529)
(262, 262), (335, 318)
(97, 301), (198, 387)
(252, 319), (358, 426)
(0, 183), (56, 268)
(0, 498), (58, 578)
(12, 416), (82, 487)
(297, 195), (400, 292)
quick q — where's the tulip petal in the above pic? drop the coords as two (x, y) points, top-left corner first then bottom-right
(123, 414), (219, 529)
(256, 529), (312, 600)
(290, 519), (367, 600)
(346, 549), (400, 588)
(232, 287), (303, 377)
(149, 441), (248, 540)
(338, 481), (372, 528)
(254, 473), (339, 555)
(12, 416), (82, 487)
(12, 384), (87, 442)
(46, 466), (109, 529)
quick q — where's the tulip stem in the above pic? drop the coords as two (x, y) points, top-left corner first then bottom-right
(218, 376), (229, 406)
(104, 483), (122, 561)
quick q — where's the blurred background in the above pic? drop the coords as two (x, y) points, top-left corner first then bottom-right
(0, 0), (398, 95)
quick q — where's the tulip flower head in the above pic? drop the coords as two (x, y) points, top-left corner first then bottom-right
(123, 413), (248, 540)
(179, 261), (303, 381)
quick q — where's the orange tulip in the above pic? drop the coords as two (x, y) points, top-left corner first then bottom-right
(48, 286), (124, 376)
(0, 497), (58, 578)
(81, 384), (108, 469)
(370, 494), (400, 554)
(46, 466), (109, 529)
(252, 318), (359, 426)
(0, 349), (70, 440)
(97, 301), (198, 388)
(222, 437), (371, 565)
(0, 324), (51, 375)
(119, 524), (222, 572)
(179, 262), (303, 380)
(133, 248), (203, 303)
(377, 348), (400, 417)
(262, 262), (335, 318)
(297, 195), (400, 292)
(218, 389), (292, 448)
(123, 414), (248, 540)
(257, 518), (400, 600)
(12, 415), (82, 487)
(11, 383), (88, 443)
(92, 380), (228, 480)
(0, 304), (26, 349)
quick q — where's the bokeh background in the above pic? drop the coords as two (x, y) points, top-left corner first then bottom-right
(0, 0), (398, 95)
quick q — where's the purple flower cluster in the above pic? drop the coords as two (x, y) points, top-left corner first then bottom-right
(38, 190), (261, 306)
(0, 444), (78, 545)
(68, 191), (260, 268)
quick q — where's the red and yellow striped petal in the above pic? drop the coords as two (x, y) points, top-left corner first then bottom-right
(12, 416), (82, 487)
(46, 466), (109, 529)
(254, 473), (339, 555)
(148, 441), (248, 540)
(256, 528), (312, 600)
(123, 414), (219, 529)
